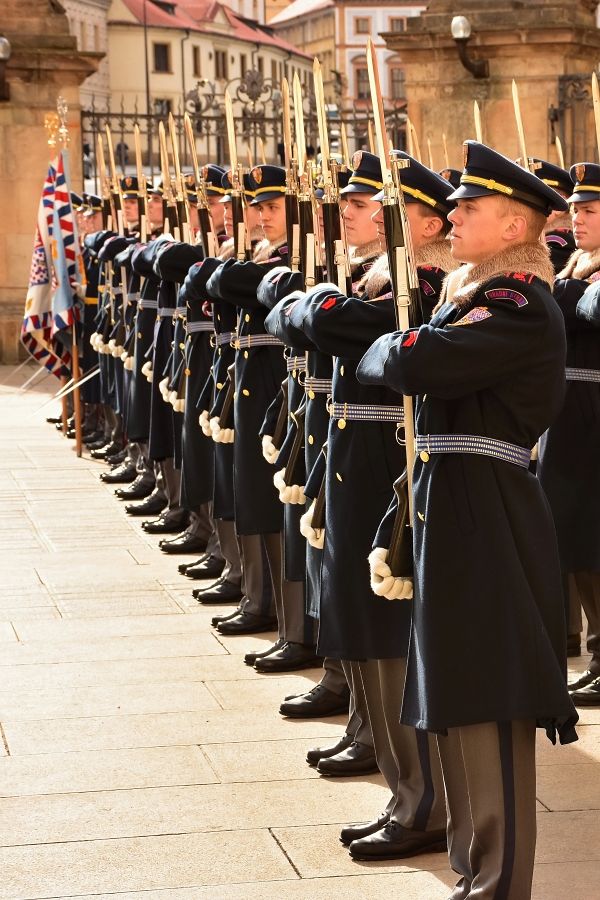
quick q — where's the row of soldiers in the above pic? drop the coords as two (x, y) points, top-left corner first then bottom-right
(52, 133), (600, 898)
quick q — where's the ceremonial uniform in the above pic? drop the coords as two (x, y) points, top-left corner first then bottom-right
(359, 142), (578, 899)
(531, 159), (576, 274)
(539, 162), (600, 704)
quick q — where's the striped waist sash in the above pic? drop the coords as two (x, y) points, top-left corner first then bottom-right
(415, 434), (531, 468)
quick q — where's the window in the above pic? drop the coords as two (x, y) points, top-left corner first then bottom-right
(390, 68), (406, 100)
(271, 59), (278, 84)
(240, 53), (247, 77)
(153, 42), (171, 73)
(257, 56), (264, 76)
(390, 17), (407, 33)
(215, 49), (228, 80)
(192, 46), (201, 77)
(355, 17), (370, 34)
(81, 21), (88, 50)
(94, 24), (100, 50)
(356, 66), (369, 100)
(154, 98), (172, 116)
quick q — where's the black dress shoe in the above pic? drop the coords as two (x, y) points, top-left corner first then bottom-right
(280, 683), (350, 718)
(84, 431), (104, 446)
(195, 579), (243, 605)
(255, 641), (322, 673)
(105, 448), (128, 466)
(178, 553), (210, 575)
(185, 556), (226, 580)
(142, 513), (189, 534)
(307, 733), (354, 767)
(244, 637), (286, 667)
(115, 477), (156, 501)
(125, 494), (167, 516)
(91, 441), (122, 460)
(340, 812), (390, 846)
(159, 532), (208, 555)
(349, 821), (447, 861)
(87, 437), (108, 451)
(211, 607), (243, 628)
(568, 669), (598, 692)
(216, 611), (277, 635)
(570, 675), (600, 706)
(317, 741), (378, 777)
(46, 415), (62, 425)
(100, 464), (137, 484)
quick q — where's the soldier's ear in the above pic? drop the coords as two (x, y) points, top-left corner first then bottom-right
(503, 214), (528, 244)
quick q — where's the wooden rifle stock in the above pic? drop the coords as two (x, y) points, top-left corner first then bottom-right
(219, 363), (236, 428)
(386, 471), (414, 579)
(272, 378), (289, 449)
(311, 442), (327, 530)
(283, 403), (306, 485)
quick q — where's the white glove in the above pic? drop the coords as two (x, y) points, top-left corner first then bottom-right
(89, 331), (99, 349)
(173, 397), (185, 413)
(273, 468), (305, 504)
(300, 500), (324, 549)
(262, 434), (280, 465)
(110, 341), (124, 358)
(168, 389), (178, 407)
(199, 409), (212, 436)
(530, 442), (539, 462)
(123, 355), (134, 371)
(368, 547), (413, 601)
(141, 360), (153, 382)
(158, 376), (170, 401)
(210, 415), (234, 443)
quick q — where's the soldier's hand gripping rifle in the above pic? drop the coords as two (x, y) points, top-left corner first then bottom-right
(183, 112), (219, 257)
(367, 37), (423, 580)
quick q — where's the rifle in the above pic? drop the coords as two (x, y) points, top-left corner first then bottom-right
(283, 402), (306, 487)
(158, 121), (179, 236)
(134, 124), (148, 242)
(96, 134), (112, 229)
(294, 73), (322, 286)
(282, 77), (301, 272)
(224, 89), (249, 262)
(313, 58), (351, 294)
(367, 37), (422, 579)
(183, 112), (219, 257)
(168, 112), (191, 243)
(272, 378), (290, 449)
(311, 441), (328, 530)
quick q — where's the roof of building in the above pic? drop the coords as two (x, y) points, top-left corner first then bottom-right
(115, 0), (309, 56)
(268, 0), (333, 25)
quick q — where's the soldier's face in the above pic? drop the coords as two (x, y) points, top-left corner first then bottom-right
(188, 203), (199, 231)
(342, 194), (378, 247)
(223, 200), (233, 236)
(257, 197), (286, 242)
(147, 195), (164, 227)
(371, 203), (386, 249)
(208, 195), (225, 233)
(246, 203), (263, 238)
(122, 198), (139, 226)
(448, 196), (522, 264)
(572, 200), (600, 251)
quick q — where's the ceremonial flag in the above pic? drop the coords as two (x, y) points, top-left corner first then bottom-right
(20, 162), (70, 377)
(51, 149), (85, 335)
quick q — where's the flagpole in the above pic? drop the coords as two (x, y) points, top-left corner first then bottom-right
(57, 96), (83, 456)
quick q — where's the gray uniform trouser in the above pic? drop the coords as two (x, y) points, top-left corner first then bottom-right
(437, 719), (536, 900)
(215, 518), (242, 586)
(159, 458), (185, 520)
(342, 659), (374, 748)
(262, 532), (315, 644)
(357, 657), (446, 831)
(235, 533), (275, 618)
(320, 657), (350, 697)
(569, 571), (600, 673)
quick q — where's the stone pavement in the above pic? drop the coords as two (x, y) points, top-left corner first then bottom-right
(0, 363), (599, 900)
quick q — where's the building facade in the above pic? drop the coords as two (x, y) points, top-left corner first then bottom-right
(62, 0), (111, 106)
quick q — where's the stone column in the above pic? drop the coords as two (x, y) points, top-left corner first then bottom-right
(383, 0), (600, 171)
(0, 1), (100, 362)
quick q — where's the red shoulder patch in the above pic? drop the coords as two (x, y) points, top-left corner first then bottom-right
(504, 271), (535, 284)
(402, 330), (419, 348)
(321, 296), (337, 310)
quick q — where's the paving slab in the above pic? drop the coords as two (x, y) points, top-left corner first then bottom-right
(0, 745), (218, 797)
(0, 778), (388, 847)
(203, 736), (350, 783)
(0, 830), (295, 899)
(2, 708), (346, 755)
(0, 679), (221, 721)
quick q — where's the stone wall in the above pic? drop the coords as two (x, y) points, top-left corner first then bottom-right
(384, 0), (600, 171)
(0, 0), (99, 362)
